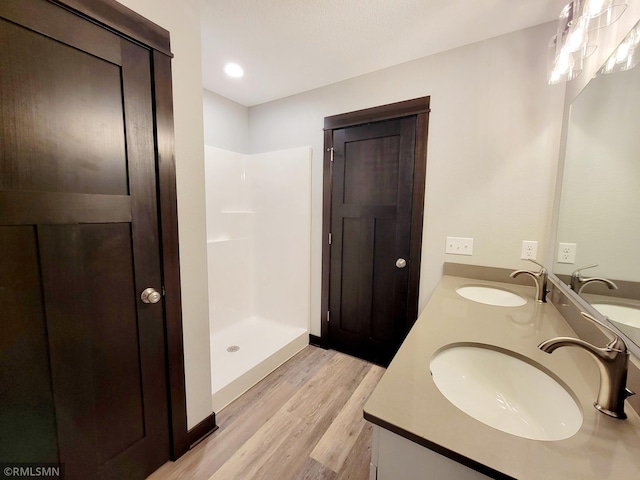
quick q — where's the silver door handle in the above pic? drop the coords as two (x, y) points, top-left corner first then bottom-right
(396, 258), (407, 269)
(141, 287), (162, 304)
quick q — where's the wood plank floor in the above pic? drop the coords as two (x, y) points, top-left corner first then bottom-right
(148, 346), (384, 480)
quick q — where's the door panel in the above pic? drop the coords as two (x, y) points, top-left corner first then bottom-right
(340, 217), (375, 334)
(329, 117), (417, 365)
(0, 226), (58, 462)
(371, 217), (396, 342)
(39, 224), (146, 469)
(0, 17), (129, 196)
(0, 1), (170, 478)
(343, 136), (400, 205)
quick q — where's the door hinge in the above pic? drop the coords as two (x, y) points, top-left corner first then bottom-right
(327, 311), (330, 322)
(327, 147), (334, 162)
(328, 232), (332, 245)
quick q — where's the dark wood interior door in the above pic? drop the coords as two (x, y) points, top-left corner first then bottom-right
(329, 117), (418, 365)
(0, 1), (170, 478)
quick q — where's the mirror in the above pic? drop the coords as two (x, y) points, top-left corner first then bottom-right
(554, 20), (640, 349)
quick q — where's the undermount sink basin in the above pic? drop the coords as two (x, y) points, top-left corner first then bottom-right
(430, 344), (582, 441)
(592, 303), (640, 329)
(456, 285), (526, 307)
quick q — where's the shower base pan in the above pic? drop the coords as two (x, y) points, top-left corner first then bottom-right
(210, 316), (308, 412)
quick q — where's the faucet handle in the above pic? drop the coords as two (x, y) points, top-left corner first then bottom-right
(571, 264), (597, 290)
(572, 264), (598, 277)
(581, 312), (628, 353)
(526, 258), (546, 273)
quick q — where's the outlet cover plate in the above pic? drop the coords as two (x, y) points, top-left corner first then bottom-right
(521, 240), (538, 260)
(557, 242), (577, 264)
(446, 237), (473, 256)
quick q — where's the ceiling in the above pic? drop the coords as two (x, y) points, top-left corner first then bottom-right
(200, 0), (568, 107)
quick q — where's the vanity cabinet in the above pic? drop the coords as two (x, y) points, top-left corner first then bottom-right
(369, 426), (490, 480)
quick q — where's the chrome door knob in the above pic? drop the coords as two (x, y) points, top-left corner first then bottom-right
(141, 287), (162, 304)
(396, 258), (407, 269)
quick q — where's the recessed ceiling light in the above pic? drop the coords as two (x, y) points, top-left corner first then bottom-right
(224, 63), (244, 78)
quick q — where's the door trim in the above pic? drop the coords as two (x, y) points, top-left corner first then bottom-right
(50, 0), (199, 460)
(51, 0), (172, 57)
(319, 97), (430, 348)
(323, 96), (431, 130)
(152, 50), (191, 459)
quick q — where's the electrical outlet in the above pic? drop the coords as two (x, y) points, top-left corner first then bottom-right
(521, 240), (538, 260)
(445, 237), (473, 256)
(557, 242), (577, 264)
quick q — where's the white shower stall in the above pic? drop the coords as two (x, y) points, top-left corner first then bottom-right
(204, 145), (311, 411)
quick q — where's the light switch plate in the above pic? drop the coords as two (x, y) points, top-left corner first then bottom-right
(557, 243), (577, 264)
(446, 237), (473, 256)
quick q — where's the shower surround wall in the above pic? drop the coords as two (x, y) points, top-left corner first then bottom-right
(205, 145), (311, 411)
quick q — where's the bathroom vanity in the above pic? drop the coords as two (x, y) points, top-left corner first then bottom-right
(364, 270), (640, 480)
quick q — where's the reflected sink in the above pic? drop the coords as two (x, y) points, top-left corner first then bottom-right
(592, 303), (640, 329)
(430, 344), (582, 441)
(456, 285), (526, 307)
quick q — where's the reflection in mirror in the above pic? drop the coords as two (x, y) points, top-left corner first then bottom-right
(554, 20), (640, 351)
(586, 298), (640, 346)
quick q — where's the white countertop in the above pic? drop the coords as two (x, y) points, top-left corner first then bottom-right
(364, 275), (640, 479)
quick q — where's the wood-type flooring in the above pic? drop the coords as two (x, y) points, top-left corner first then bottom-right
(148, 346), (385, 480)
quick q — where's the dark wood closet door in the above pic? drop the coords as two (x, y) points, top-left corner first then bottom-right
(329, 117), (417, 365)
(0, 1), (169, 478)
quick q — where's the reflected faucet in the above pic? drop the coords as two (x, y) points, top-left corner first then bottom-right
(510, 259), (548, 303)
(570, 264), (618, 294)
(538, 312), (635, 419)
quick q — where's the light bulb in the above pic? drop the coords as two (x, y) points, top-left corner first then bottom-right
(615, 39), (632, 63)
(584, 0), (606, 17)
(224, 63), (244, 78)
(602, 55), (617, 73)
(565, 18), (587, 52)
(555, 50), (572, 74)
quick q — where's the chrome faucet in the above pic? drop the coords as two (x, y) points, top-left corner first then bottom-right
(570, 264), (618, 294)
(510, 259), (548, 303)
(538, 312), (635, 419)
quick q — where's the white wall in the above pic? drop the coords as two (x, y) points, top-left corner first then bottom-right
(116, 0), (212, 429)
(203, 90), (250, 153)
(247, 23), (566, 336)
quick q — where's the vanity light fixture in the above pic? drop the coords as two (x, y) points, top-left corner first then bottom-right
(224, 62), (244, 78)
(548, 0), (628, 84)
(599, 21), (640, 74)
